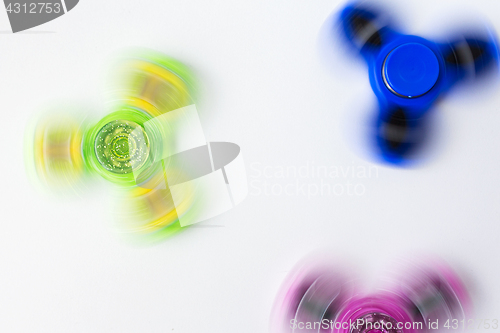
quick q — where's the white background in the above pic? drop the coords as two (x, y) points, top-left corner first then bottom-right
(1, 0), (500, 332)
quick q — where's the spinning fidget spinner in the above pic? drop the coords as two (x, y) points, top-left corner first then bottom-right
(337, 2), (500, 164)
(30, 50), (247, 240)
(272, 259), (470, 333)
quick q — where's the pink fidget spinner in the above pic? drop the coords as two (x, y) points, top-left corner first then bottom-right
(271, 258), (471, 333)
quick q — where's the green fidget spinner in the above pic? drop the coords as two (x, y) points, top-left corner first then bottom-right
(29, 49), (202, 242)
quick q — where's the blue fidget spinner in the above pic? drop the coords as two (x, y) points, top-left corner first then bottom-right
(338, 2), (499, 164)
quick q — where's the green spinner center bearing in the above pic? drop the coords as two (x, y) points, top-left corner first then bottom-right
(94, 120), (149, 174)
(84, 107), (157, 186)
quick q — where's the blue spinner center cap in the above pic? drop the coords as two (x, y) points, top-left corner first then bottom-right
(383, 43), (440, 98)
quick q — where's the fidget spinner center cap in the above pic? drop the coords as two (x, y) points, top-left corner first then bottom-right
(94, 119), (150, 174)
(353, 313), (403, 333)
(383, 43), (440, 98)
